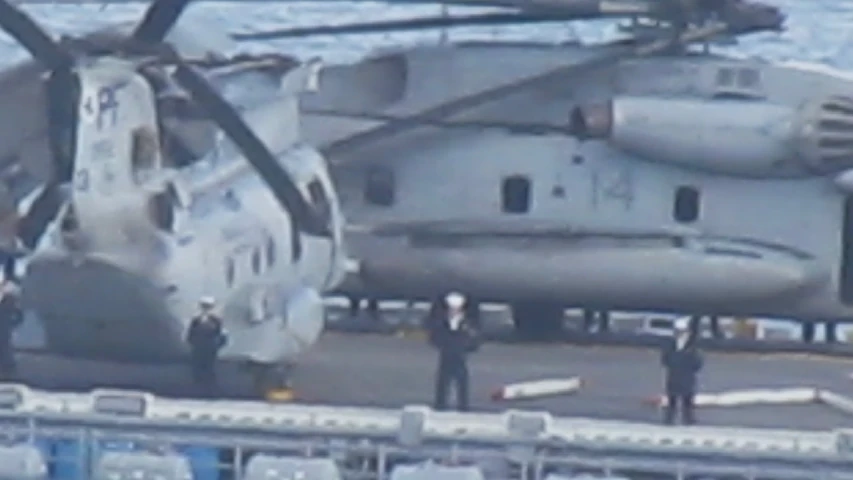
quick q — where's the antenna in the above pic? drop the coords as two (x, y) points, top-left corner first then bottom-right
(232, 0), (785, 42)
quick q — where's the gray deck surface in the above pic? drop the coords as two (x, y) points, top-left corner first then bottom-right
(12, 331), (853, 430)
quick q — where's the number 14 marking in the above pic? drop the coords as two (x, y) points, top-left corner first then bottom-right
(590, 169), (635, 210)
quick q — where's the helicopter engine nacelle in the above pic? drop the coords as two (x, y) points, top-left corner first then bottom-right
(568, 95), (853, 177)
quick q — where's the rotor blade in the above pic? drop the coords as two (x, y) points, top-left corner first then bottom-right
(170, 63), (329, 237)
(322, 20), (735, 157)
(232, 12), (593, 41)
(306, 109), (568, 135)
(0, 0), (72, 70)
(17, 183), (63, 250)
(228, 0), (728, 41)
(3, 256), (16, 283)
(233, 0), (783, 41)
(131, 0), (194, 44)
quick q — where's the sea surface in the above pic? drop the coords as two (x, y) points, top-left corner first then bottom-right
(0, 0), (851, 68)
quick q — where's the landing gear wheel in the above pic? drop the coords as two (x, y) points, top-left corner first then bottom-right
(689, 315), (701, 339)
(826, 321), (838, 344)
(511, 303), (564, 341)
(348, 296), (361, 318)
(582, 310), (595, 332)
(250, 363), (294, 402)
(709, 316), (723, 339)
(802, 322), (816, 343)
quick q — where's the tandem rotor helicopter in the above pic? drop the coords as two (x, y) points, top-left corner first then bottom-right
(234, 0), (853, 344)
(0, 0), (845, 392)
(0, 0), (347, 397)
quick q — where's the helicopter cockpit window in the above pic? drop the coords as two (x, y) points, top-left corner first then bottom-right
(156, 94), (216, 168)
(306, 179), (332, 228)
(148, 183), (180, 233)
(131, 127), (159, 180)
(158, 95), (200, 120)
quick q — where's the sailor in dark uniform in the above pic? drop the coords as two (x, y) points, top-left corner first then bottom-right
(185, 296), (227, 397)
(430, 291), (480, 411)
(660, 317), (704, 425)
(0, 282), (22, 379)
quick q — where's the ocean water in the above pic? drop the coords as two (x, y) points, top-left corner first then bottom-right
(0, 0), (851, 68)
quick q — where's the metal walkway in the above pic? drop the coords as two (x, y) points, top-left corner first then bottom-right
(0, 383), (851, 480)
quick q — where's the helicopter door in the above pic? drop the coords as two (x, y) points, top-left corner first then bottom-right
(839, 195), (853, 305)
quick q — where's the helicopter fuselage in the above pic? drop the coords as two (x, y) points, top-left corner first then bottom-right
(309, 41), (853, 330)
(20, 57), (346, 365)
(25, 147), (344, 364)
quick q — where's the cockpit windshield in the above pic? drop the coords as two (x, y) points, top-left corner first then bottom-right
(131, 127), (159, 180)
(306, 178), (332, 230)
(155, 94), (218, 168)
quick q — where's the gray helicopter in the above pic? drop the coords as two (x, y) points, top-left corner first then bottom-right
(0, 0), (348, 397)
(231, 0), (853, 343)
(0, 1), (295, 255)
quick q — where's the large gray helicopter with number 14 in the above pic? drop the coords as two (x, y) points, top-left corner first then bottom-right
(235, 0), (853, 343)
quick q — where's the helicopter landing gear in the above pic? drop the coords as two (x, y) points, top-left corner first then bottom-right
(685, 315), (724, 340)
(248, 361), (295, 402)
(800, 320), (841, 344)
(347, 296), (381, 322)
(708, 315), (722, 339)
(582, 310), (611, 333)
(801, 322), (816, 343)
(511, 302), (564, 340)
(826, 320), (838, 344)
(347, 295), (360, 317)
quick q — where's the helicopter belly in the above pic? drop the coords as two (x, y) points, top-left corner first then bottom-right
(22, 252), (184, 363)
(356, 236), (828, 310)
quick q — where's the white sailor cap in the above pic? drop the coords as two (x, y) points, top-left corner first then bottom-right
(674, 317), (690, 331)
(199, 296), (215, 307)
(445, 292), (465, 309)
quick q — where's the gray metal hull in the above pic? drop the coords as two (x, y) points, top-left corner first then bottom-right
(347, 231), (827, 314)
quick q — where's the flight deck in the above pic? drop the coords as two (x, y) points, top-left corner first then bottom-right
(14, 332), (853, 431)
